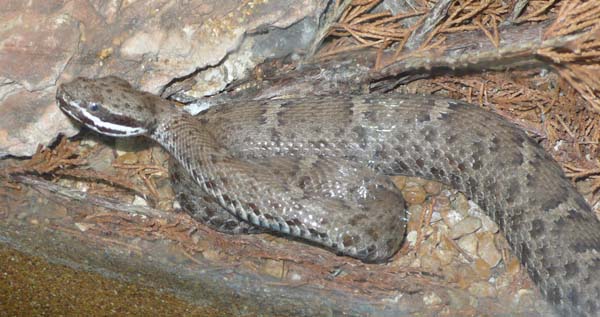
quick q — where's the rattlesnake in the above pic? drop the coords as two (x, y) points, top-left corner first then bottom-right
(56, 76), (600, 316)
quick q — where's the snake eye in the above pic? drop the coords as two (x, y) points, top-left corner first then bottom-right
(89, 103), (99, 111)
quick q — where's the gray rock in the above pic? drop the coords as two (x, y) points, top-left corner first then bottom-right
(0, 0), (326, 156)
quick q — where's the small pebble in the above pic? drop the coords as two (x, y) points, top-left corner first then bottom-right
(288, 272), (302, 281)
(441, 209), (464, 228)
(405, 177), (427, 186)
(406, 230), (418, 247)
(457, 234), (478, 259)
(424, 180), (442, 195)
(433, 195), (451, 211)
(434, 247), (456, 266)
(402, 185), (427, 204)
(117, 152), (138, 164)
(423, 292), (443, 306)
(468, 281), (497, 298)
(477, 232), (502, 268)
(515, 289), (536, 307)
(420, 254), (441, 272)
(75, 222), (92, 232)
(80, 139), (98, 147)
(451, 194), (470, 216)
(468, 202), (499, 233)
(430, 211), (442, 223)
(472, 258), (491, 280)
(132, 195), (148, 206)
(450, 217), (482, 239)
(406, 205), (423, 232)
(507, 255), (522, 275)
(391, 176), (406, 190)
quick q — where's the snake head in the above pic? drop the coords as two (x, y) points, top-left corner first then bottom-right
(56, 76), (162, 137)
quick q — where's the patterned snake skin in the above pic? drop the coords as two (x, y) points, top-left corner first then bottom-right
(56, 76), (600, 316)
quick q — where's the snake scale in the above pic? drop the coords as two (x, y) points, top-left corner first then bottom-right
(56, 76), (600, 316)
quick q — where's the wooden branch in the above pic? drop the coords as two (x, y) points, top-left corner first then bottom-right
(190, 19), (582, 103)
(370, 20), (560, 81)
(12, 175), (171, 220)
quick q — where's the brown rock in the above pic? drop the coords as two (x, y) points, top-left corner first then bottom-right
(440, 208), (464, 228)
(391, 176), (407, 190)
(472, 258), (491, 281)
(468, 281), (497, 298)
(457, 234), (478, 259)
(451, 194), (470, 216)
(422, 292), (443, 306)
(424, 180), (442, 195)
(434, 247), (456, 266)
(402, 185), (427, 205)
(477, 232), (502, 268)
(450, 217), (482, 239)
(116, 152), (139, 165)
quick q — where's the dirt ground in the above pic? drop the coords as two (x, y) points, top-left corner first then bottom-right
(0, 243), (224, 316)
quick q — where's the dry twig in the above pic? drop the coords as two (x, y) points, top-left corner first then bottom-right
(1, 137), (147, 198)
(538, 0), (600, 112)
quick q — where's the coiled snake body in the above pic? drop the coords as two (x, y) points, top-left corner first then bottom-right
(57, 76), (600, 316)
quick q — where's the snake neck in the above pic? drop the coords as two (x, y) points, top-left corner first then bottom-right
(151, 111), (223, 187)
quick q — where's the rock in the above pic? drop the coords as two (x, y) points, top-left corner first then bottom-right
(406, 230), (418, 247)
(201, 248), (223, 262)
(132, 196), (148, 206)
(406, 204), (423, 232)
(424, 180), (442, 195)
(0, 0), (325, 156)
(420, 253), (442, 272)
(80, 138), (99, 148)
(116, 152), (139, 165)
(430, 211), (442, 223)
(391, 176), (406, 190)
(477, 232), (502, 268)
(75, 222), (92, 232)
(468, 281), (497, 298)
(457, 234), (478, 259)
(288, 272), (303, 281)
(405, 177), (427, 186)
(506, 255), (522, 276)
(402, 185), (427, 205)
(87, 145), (117, 173)
(450, 217), (482, 239)
(441, 209), (464, 228)
(0, 89), (77, 157)
(115, 138), (147, 156)
(514, 289), (536, 309)
(423, 292), (443, 306)
(451, 194), (470, 216)
(472, 258), (491, 281)
(478, 213), (500, 233)
(0, 3), (80, 156)
(468, 203), (499, 233)
(434, 246), (456, 266)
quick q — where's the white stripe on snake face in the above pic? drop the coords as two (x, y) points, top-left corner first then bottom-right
(72, 104), (146, 136)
